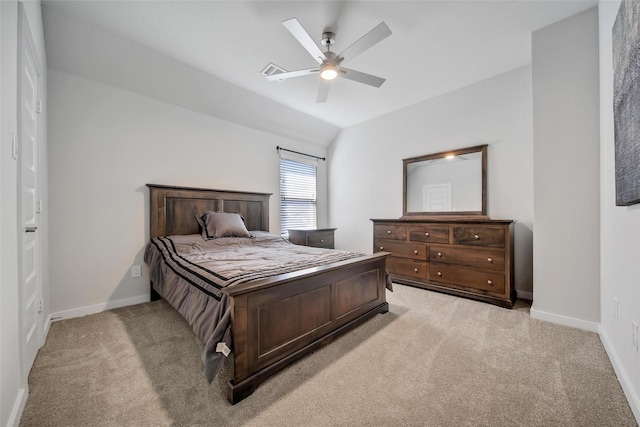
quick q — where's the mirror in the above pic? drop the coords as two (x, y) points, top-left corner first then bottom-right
(403, 145), (487, 217)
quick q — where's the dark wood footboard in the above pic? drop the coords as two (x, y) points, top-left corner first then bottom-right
(225, 252), (389, 404)
(146, 184), (391, 404)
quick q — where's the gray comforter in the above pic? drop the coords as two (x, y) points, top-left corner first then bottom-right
(143, 232), (372, 381)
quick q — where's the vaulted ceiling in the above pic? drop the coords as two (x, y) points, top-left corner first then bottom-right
(42, 0), (597, 146)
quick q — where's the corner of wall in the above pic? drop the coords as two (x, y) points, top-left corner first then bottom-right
(598, 323), (640, 422)
(531, 7), (601, 322)
(597, 1), (639, 425)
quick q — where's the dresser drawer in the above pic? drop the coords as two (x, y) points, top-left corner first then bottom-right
(428, 245), (505, 270)
(288, 228), (336, 249)
(372, 218), (514, 308)
(374, 224), (407, 241)
(387, 257), (427, 280)
(428, 264), (505, 293)
(374, 240), (426, 260)
(452, 226), (505, 248)
(409, 225), (450, 243)
(307, 232), (334, 248)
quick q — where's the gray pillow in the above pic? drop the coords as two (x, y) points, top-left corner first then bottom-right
(196, 212), (251, 239)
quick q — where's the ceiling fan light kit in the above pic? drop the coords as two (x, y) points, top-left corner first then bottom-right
(262, 17), (391, 102)
(320, 63), (338, 80)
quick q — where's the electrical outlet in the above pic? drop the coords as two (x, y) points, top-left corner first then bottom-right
(131, 265), (141, 278)
(633, 322), (639, 352)
(614, 298), (619, 320)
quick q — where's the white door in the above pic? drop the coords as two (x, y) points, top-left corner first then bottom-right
(19, 11), (42, 371)
(423, 183), (452, 212)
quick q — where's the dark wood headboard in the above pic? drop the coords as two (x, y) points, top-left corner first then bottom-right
(147, 184), (271, 238)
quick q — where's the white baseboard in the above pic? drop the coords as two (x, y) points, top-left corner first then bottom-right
(7, 386), (27, 427)
(598, 325), (640, 424)
(48, 294), (149, 323)
(516, 290), (533, 301)
(44, 313), (53, 338)
(530, 306), (600, 332)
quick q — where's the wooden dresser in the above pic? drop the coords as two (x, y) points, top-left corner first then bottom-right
(372, 219), (515, 308)
(288, 228), (336, 249)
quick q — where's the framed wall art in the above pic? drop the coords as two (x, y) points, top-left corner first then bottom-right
(613, 0), (640, 206)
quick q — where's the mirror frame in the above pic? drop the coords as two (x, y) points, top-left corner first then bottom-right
(402, 144), (488, 218)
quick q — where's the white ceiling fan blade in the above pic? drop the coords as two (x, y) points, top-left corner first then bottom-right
(339, 68), (386, 88)
(265, 68), (319, 81)
(316, 80), (330, 103)
(282, 18), (327, 64)
(337, 22), (391, 63)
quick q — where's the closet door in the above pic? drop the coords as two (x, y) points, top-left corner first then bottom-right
(19, 7), (43, 373)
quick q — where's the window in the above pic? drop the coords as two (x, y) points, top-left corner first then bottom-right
(280, 158), (317, 237)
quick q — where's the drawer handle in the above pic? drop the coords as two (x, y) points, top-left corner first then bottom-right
(487, 280), (493, 285)
(474, 234), (480, 239)
(379, 246), (384, 250)
(487, 257), (493, 263)
(414, 268), (419, 273)
(320, 239), (324, 243)
(437, 271), (442, 277)
(387, 230), (391, 234)
(437, 252), (442, 257)
(414, 250), (418, 254)
(425, 232), (430, 237)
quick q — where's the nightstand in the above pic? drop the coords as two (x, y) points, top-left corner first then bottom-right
(288, 228), (336, 249)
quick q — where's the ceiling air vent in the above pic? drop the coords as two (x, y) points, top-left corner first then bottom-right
(260, 63), (288, 81)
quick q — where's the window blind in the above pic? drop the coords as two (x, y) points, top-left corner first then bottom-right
(280, 158), (317, 236)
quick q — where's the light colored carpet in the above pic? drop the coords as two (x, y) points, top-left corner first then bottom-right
(20, 284), (637, 427)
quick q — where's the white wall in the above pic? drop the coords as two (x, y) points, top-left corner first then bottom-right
(328, 66), (534, 296)
(531, 8), (601, 327)
(598, 0), (640, 420)
(1, 2), (48, 426)
(47, 69), (328, 316)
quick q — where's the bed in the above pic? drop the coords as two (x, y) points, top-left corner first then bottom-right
(144, 184), (391, 404)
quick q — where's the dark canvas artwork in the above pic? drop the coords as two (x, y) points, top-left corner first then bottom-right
(613, 0), (640, 206)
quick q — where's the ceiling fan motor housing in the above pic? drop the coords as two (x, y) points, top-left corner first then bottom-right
(324, 51), (338, 62)
(321, 31), (335, 47)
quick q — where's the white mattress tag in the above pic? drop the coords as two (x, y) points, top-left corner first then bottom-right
(216, 342), (231, 357)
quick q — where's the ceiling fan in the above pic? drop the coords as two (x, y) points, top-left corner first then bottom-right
(261, 18), (392, 103)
